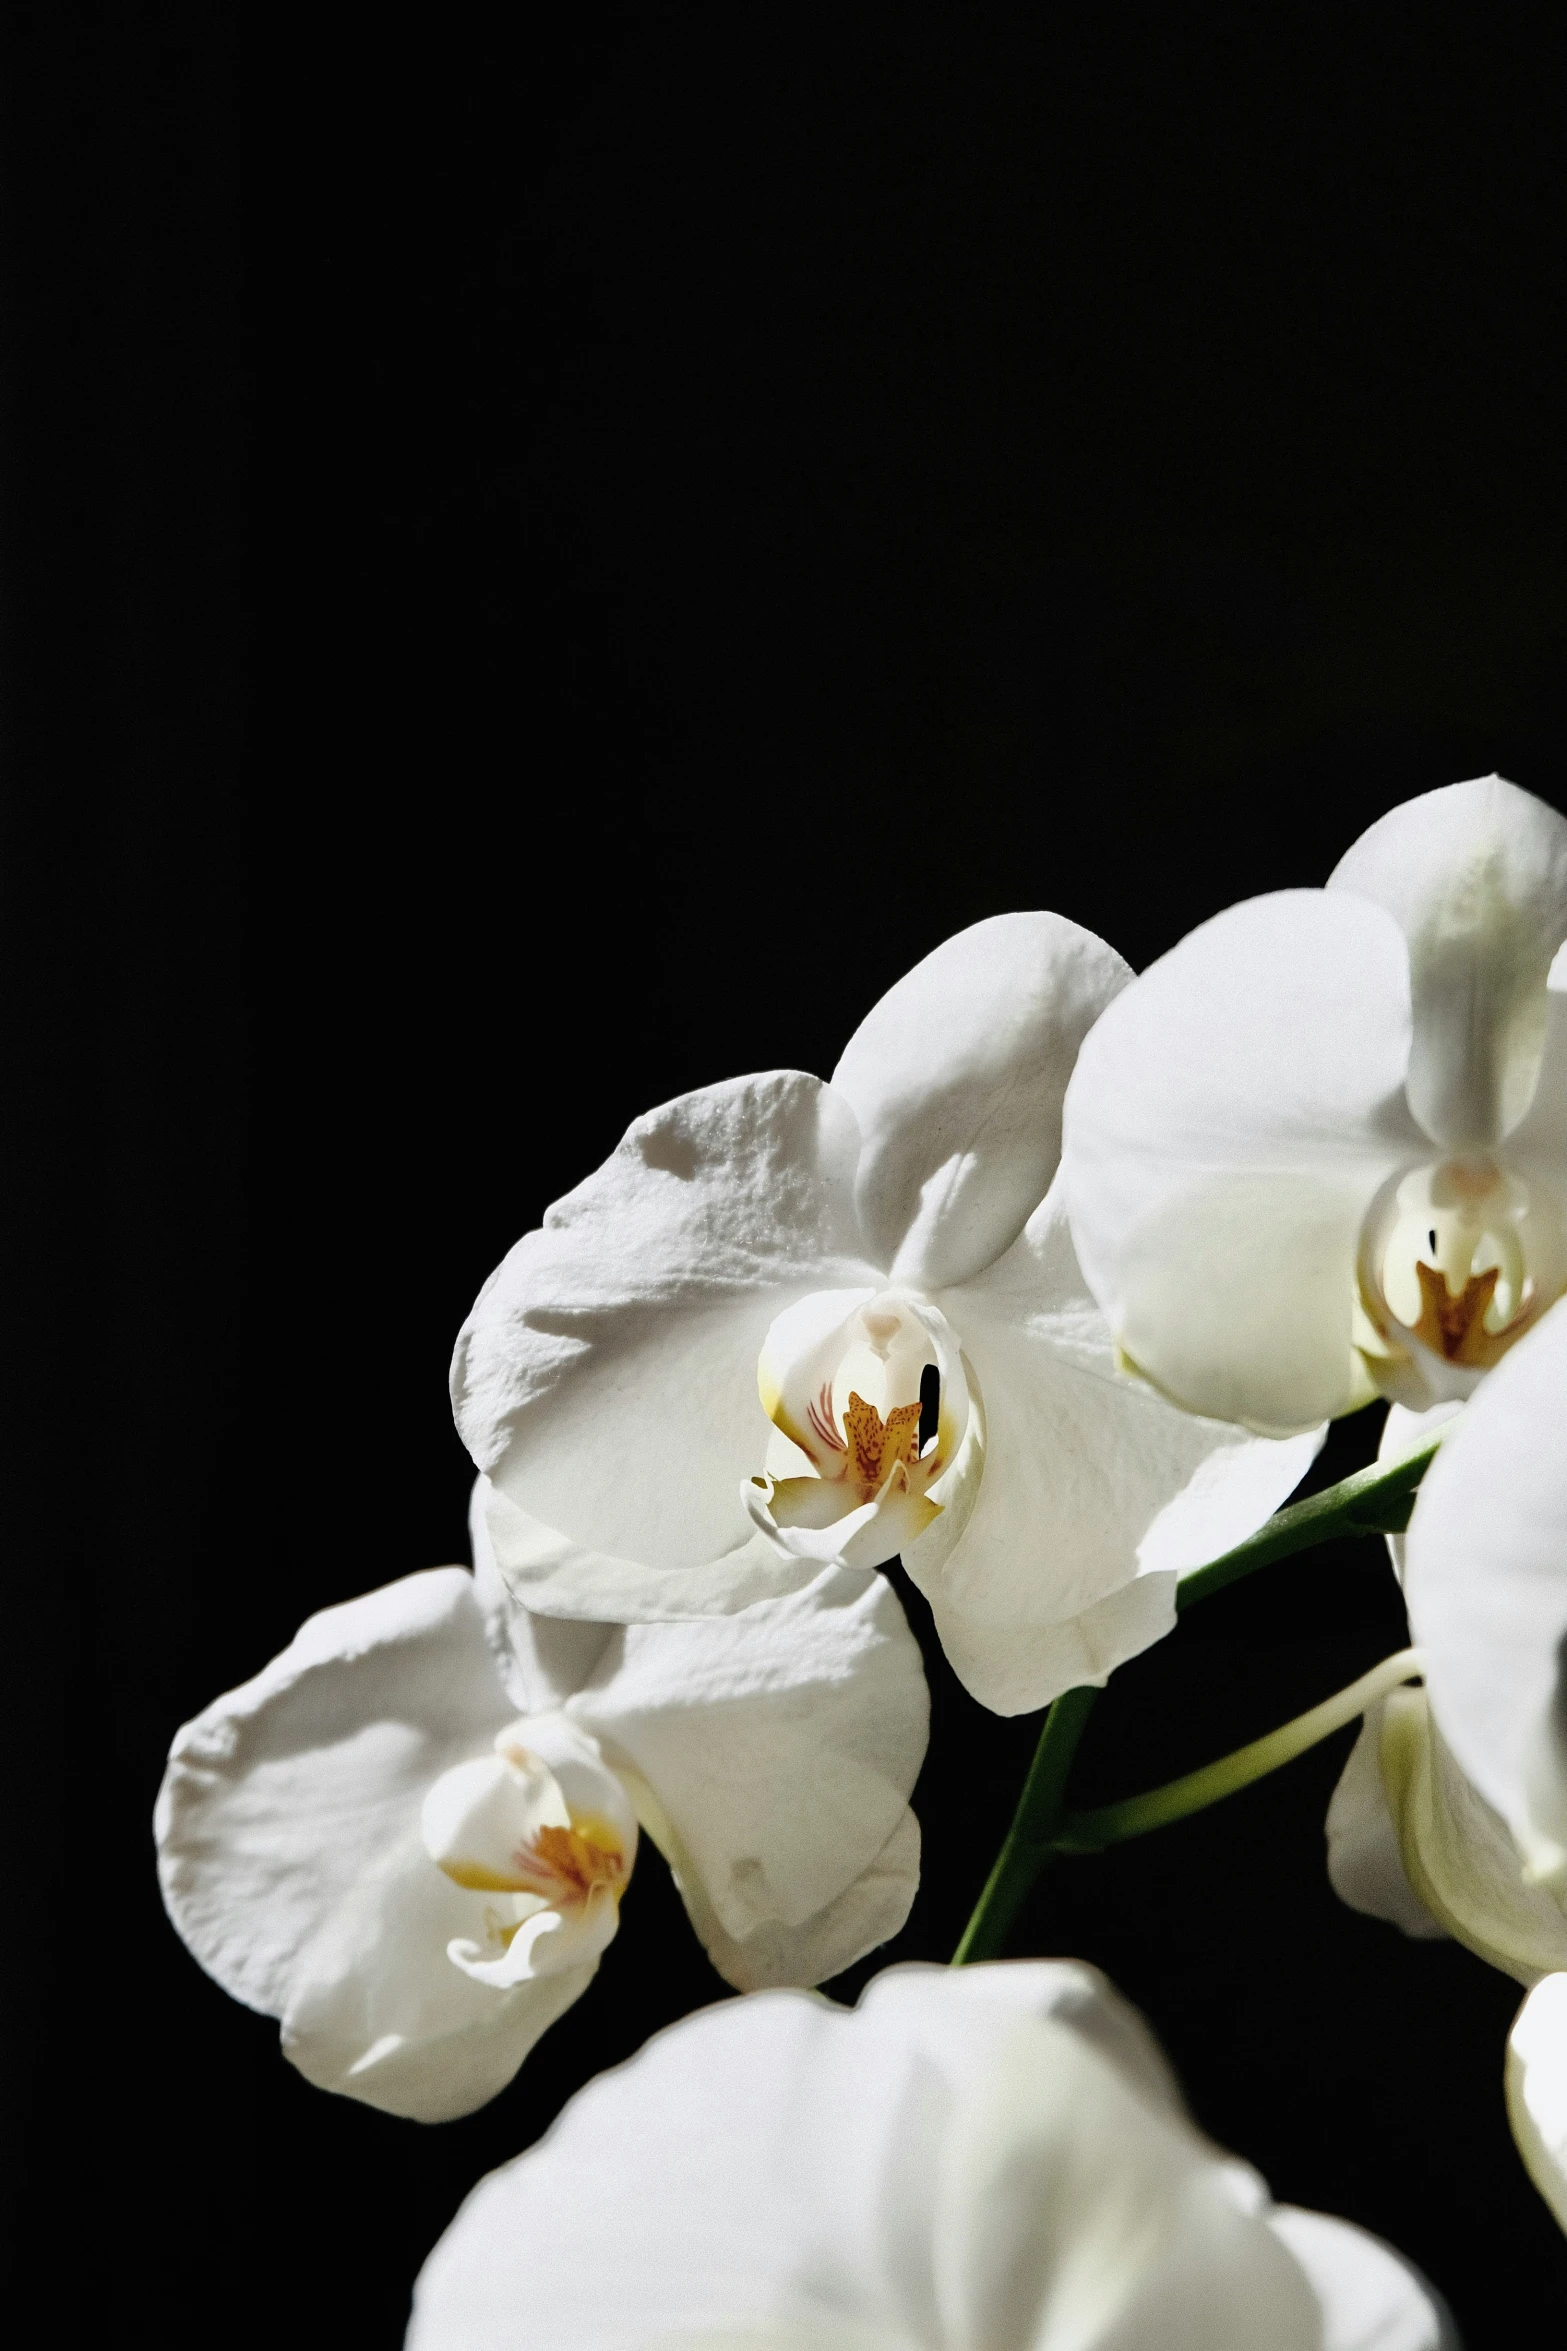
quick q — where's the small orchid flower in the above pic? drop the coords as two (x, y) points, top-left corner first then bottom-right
(1324, 1297), (1567, 2231)
(1061, 776), (1567, 1434)
(155, 1490), (927, 2123)
(453, 914), (1320, 1715)
(407, 1959), (1452, 2349)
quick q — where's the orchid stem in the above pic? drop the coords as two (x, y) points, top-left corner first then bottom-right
(1174, 1422), (1450, 1614)
(950, 1685), (1099, 1965)
(949, 1421), (1452, 1968)
(1052, 1647), (1424, 1852)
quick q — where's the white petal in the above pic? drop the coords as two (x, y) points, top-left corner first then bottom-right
(1504, 945), (1567, 1184)
(906, 1190), (1320, 1714)
(566, 1562), (928, 1954)
(830, 912), (1131, 1290)
(469, 1479), (618, 1705)
(1267, 2207), (1458, 2350)
(279, 1833), (596, 2122)
(1324, 1706), (1447, 1942)
(931, 2012), (1318, 2351)
(1376, 1401), (1464, 1584)
(1506, 1973), (1567, 2234)
(683, 1807), (922, 1993)
(1405, 1296), (1567, 1895)
(1061, 888), (1421, 1429)
(407, 1960), (1446, 2351)
(1329, 775), (1567, 1148)
(153, 1568), (594, 2122)
(1374, 1687), (1567, 1987)
(475, 1472), (802, 1627)
(451, 1071), (878, 1579)
(156, 1568), (514, 2018)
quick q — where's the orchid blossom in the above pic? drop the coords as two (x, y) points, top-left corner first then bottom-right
(1322, 1297), (1567, 2230)
(407, 1959), (1451, 2349)
(155, 1488), (926, 2122)
(1061, 776), (1567, 1434)
(453, 914), (1319, 1714)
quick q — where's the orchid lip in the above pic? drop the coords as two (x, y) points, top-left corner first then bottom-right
(748, 1286), (972, 1570)
(1356, 1154), (1567, 1403)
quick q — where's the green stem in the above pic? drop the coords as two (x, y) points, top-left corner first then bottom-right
(1053, 1647), (1424, 1852)
(951, 1685), (1099, 1965)
(1174, 1422), (1450, 1614)
(949, 1420), (1450, 1969)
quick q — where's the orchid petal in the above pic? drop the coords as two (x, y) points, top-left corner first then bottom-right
(1061, 889), (1421, 1430)
(566, 1562), (928, 1960)
(278, 1839), (596, 2122)
(155, 1569), (596, 2120)
(1325, 1705), (1447, 1943)
(1372, 1689), (1567, 1986)
(907, 1190), (1320, 1714)
(1405, 1297), (1567, 1899)
(1506, 1973), (1567, 2235)
(452, 1072), (877, 1581)
(930, 2011), (1318, 2351)
(1329, 775), (1567, 1149)
(1375, 1401), (1464, 1584)
(831, 912), (1131, 1291)
(407, 1961), (1448, 2351)
(671, 1806), (922, 1994)
(474, 1472), (795, 1626)
(1266, 2208), (1457, 2350)
(470, 1483), (618, 1709)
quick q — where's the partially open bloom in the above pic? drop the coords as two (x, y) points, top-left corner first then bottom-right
(155, 1491), (926, 2121)
(1062, 777), (1567, 1434)
(408, 1959), (1451, 2349)
(1325, 1298), (1567, 2230)
(454, 914), (1319, 1713)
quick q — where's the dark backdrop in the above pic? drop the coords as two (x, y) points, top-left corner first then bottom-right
(5, 5), (1566, 2339)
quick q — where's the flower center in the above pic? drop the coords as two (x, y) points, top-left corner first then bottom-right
(421, 1733), (635, 1907)
(1357, 1155), (1567, 1399)
(744, 1286), (973, 1573)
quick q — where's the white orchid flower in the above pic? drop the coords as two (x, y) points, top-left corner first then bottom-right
(155, 1490), (927, 2123)
(1322, 1298), (1567, 2230)
(453, 914), (1320, 1715)
(1061, 776), (1567, 1434)
(1401, 1291), (1567, 2230)
(407, 1958), (1452, 2350)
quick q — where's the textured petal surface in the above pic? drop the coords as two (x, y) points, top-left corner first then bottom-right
(452, 1072), (878, 1578)
(1506, 1973), (1567, 2235)
(1329, 775), (1567, 1148)
(155, 1569), (595, 2120)
(407, 1961), (1446, 2351)
(1061, 889), (1422, 1430)
(1405, 1297), (1567, 1896)
(907, 1189), (1320, 1714)
(566, 1561), (928, 1959)
(831, 913), (1131, 1291)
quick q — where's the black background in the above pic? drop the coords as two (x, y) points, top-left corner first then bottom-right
(6, 4), (1567, 2340)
